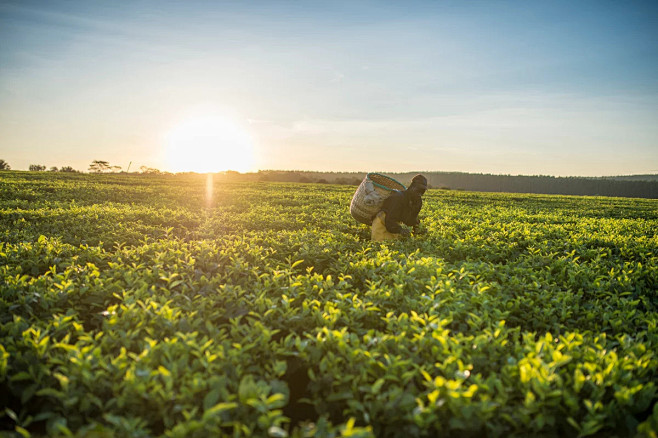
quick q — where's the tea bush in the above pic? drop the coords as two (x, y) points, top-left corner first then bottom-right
(1, 172), (656, 437)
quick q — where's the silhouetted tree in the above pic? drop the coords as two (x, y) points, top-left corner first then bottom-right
(49, 166), (58, 172)
(139, 165), (161, 174)
(88, 160), (111, 173)
(29, 164), (46, 171)
(0, 159), (11, 170)
(59, 166), (77, 173)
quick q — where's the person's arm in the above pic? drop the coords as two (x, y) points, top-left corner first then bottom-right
(402, 196), (422, 226)
(381, 194), (405, 234)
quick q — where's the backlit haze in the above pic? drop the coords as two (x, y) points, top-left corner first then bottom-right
(1, 1), (657, 176)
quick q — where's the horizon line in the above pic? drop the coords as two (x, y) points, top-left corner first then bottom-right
(4, 168), (658, 179)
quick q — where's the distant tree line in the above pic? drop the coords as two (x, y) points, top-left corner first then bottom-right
(27, 164), (79, 172)
(88, 161), (165, 174)
(419, 172), (658, 199)
(247, 170), (658, 199)
(0, 160), (80, 172)
(2, 158), (656, 198)
(0, 158), (170, 175)
(255, 170), (362, 185)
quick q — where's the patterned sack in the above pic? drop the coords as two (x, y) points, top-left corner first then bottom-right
(349, 173), (406, 225)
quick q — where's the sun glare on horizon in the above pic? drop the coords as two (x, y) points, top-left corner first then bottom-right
(164, 114), (255, 173)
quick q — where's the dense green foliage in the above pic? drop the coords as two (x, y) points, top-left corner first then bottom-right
(1, 171), (657, 437)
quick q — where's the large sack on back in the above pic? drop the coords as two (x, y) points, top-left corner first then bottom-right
(350, 173), (406, 225)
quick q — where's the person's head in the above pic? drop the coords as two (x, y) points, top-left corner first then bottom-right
(409, 174), (427, 196)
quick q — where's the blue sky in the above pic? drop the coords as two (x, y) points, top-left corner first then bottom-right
(1, 0), (657, 175)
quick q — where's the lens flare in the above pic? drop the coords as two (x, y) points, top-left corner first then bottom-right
(205, 173), (213, 208)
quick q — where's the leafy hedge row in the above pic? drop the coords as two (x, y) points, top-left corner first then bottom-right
(1, 172), (657, 437)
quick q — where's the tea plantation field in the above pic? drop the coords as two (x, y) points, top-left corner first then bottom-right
(1, 171), (657, 437)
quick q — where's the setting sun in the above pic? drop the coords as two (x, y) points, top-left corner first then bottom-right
(164, 115), (255, 173)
